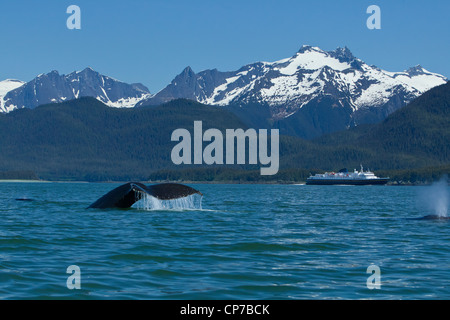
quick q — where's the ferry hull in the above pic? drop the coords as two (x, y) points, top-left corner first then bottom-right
(306, 178), (389, 185)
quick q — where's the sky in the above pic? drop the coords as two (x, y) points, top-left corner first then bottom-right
(0, 0), (449, 93)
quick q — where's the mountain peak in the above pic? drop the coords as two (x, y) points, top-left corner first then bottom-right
(77, 67), (99, 75)
(329, 46), (356, 63)
(297, 45), (324, 54)
(405, 65), (426, 76)
(171, 66), (197, 84)
(181, 66), (195, 76)
(37, 70), (59, 78)
(295, 45), (357, 65)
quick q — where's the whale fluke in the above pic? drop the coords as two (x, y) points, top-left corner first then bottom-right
(145, 183), (203, 200)
(88, 182), (202, 209)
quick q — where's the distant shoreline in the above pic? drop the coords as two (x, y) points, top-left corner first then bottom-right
(0, 178), (445, 186)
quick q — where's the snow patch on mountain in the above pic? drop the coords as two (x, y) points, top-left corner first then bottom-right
(275, 47), (351, 75)
(0, 79), (26, 112)
(0, 79), (25, 97)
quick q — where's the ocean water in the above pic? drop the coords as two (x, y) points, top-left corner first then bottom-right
(0, 182), (449, 300)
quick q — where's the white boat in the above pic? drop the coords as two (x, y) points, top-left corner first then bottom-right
(306, 165), (389, 185)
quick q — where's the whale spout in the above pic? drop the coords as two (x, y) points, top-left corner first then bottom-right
(88, 182), (202, 209)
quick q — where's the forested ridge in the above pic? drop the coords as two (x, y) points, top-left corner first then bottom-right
(0, 82), (448, 183)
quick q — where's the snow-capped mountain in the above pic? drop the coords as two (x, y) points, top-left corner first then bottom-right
(0, 67), (151, 113)
(137, 45), (447, 125)
(1, 47), (447, 138)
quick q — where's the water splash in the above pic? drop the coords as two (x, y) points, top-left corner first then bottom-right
(418, 176), (449, 217)
(133, 192), (203, 211)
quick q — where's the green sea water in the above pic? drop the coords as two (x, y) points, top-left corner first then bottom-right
(0, 182), (449, 299)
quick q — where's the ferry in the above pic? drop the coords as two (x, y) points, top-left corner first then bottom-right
(306, 165), (389, 185)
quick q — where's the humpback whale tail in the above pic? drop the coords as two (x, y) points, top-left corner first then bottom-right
(88, 182), (203, 209)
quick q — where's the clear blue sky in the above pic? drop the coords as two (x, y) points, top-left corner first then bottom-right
(0, 0), (448, 93)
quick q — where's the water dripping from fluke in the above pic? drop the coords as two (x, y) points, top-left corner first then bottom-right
(133, 193), (203, 211)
